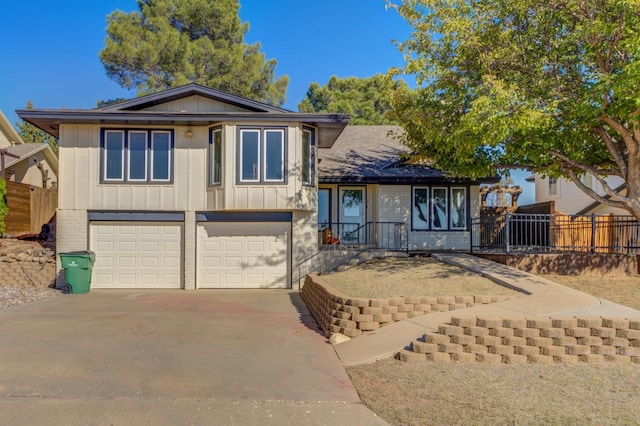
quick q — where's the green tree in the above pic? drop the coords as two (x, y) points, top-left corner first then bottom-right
(100, 0), (288, 106)
(298, 74), (409, 125)
(389, 0), (640, 219)
(15, 101), (58, 154)
(0, 177), (8, 236)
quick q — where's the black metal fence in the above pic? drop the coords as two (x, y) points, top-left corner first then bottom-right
(471, 213), (640, 254)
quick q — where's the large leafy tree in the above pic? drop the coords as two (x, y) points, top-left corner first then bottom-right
(298, 74), (409, 124)
(100, 0), (288, 106)
(389, 0), (640, 219)
(15, 101), (58, 154)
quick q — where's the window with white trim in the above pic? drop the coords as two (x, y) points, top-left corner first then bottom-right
(548, 177), (558, 196)
(238, 127), (286, 183)
(102, 129), (173, 183)
(411, 186), (468, 231)
(209, 128), (222, 185)
(302, 127), (315, 186)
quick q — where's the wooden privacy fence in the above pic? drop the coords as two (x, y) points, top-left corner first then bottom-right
(4, 181), (57, 235)
(472, 213), (640, 254)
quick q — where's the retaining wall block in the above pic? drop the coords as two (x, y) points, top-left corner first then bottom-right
(592, 345), (617, 355)
(629, 320), (640, 330)
(383, 306), (399, 314)
(407, 311), (425, 318)
(437, 296), (456, 305)
(527, 354), (555, 364)
(412, 342), (439, 354)
(420, 297), (437, 305)
(527, 337), (554, 348)
(591, 327), (617, 338)
(373, 314), (393, 323)
(336, 319), (357, 329)
(463, 344), (489, 354)
(630, 340), (640, 348)
(632, 357), (640, 364)
(605, 354), (631, 364)
(616, 329), (640, 339)
(369, 298), (388, 308)
(351, 313), (374, 322)
(395, 350), (427, 362)
(363, 306), (383, 315)
(502, 354), (528, 364)
(514, 328), (540, 338)
(438, 343), (464, 354)
(514, 346), (540, 356)
(330, 324), (341, 333)
(438, 325), (465, 336)
(604, 337), (630, 347)
(404, 296), (421, 304)
(431, 304), (450, 312)
(451, 335), (477, 346)
(425, 333), (451, 344)
(526, 318), (553, 329)
(426, 352), (452, 362)
(579, 354), (605, 363)
(474, 295), (491, 304)
(617, 347), (640, 357)
(358, 321), (380, 331)
(477, 317), (503, 328)
(565, 345), (591, 355)
(552, 318), (578, 328)
(449, 303), (467, 310)
(452, 352), (477, 363)
(465, 326), (490, 337)
(503, 318), (527, 329)
(601, 317), (629, 329)
(340, 327), (361, 338)
(577, 336), (603, 346)
(565, 327), (592, 338)
(335, 311), (352, 320)
(476, 353), (502, 363)
(540, 328), (565, 338)
(503, 336), (527, 347)
(397, 303), (415, 313)
(488, 345), (515, 356)
(490, 327), (515, 338)
(392, 312), (408, 321)
(476, 335), (502, 346)
(388, 297), (404, 306)
(348, 298), (370, 308)
(341, 305), (361, 314)
(414, 304), (431, 313)
(456, 295), (475, 304)
(554, 355), (580, 364)
(577, 317), (603, 328)
(451, 317), (477, 328)
(541, 346), (566, 356)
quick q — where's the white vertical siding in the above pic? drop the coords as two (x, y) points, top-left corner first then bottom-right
(144, 95), (250, 113)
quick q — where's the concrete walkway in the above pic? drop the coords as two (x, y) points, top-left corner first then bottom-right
(0, 290), (387, 425)
(335, 253), (640, 366)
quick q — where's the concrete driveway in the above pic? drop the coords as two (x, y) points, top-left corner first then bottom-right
(0, 290), (386, 425)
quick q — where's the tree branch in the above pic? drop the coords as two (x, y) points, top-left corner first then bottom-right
(565, 169), (628, 209)
(593, 126), (628, 177)
(600, 115), (639, 157)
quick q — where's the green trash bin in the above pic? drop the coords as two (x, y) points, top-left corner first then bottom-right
(59, 251), (96, 294)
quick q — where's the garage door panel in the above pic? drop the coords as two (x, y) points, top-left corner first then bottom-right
(197, 222), (289, 289)
(90, 222), (182, 289)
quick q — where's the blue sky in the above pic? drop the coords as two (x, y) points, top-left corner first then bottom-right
(0, 0), (411, 123)
(0, 0), (533, 202)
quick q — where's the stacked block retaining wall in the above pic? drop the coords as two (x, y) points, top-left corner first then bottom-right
(300, 273), (517, 338)
(398, 315), (640, 364)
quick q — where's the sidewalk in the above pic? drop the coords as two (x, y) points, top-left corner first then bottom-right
(334, 253), (640, 366)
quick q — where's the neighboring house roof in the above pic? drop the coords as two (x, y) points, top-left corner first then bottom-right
(575, 183), (627, 216)
(17, 83), (350, 149)
(0, 109), (24, 148)
(318, 125), (499, 184)
(2, 143), (59, 175)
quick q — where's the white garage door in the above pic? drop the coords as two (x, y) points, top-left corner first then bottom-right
(197, 222), (289, 289)
(90, 222), (183, 289)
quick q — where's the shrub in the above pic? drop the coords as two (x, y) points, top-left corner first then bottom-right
(0, 178), (8, 235)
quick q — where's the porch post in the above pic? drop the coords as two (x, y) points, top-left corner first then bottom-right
(505, 212), (511, 254)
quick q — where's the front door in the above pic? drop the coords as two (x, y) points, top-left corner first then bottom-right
(339, 187), (366, 243)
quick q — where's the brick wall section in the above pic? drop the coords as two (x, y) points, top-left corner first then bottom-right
(300, 273), (517, 338)
(398, 315), (640, 364)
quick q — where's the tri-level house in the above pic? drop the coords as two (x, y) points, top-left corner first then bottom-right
(18, 84), (497, 290)
(18, 84), (349, 289)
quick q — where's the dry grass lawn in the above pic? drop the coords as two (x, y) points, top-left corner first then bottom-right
(321, 257), (522, 298)
(334, 256), (640, 425)
(540, 274), (640, 311)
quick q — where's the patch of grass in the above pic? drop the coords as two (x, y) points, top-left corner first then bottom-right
(347, 358), (640, 426)
(320, 257), (522, 298)
(540, 275), (640, 311)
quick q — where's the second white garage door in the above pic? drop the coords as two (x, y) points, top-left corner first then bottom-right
(90, 222), (183, 289)
(197, 222), (289, 289)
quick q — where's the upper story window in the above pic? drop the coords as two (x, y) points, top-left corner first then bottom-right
(238, 127), (286, 184)
(548, 177), (558, 196)
(302, 127), (315, 186)
(102, 129), (173, 183)
(209, 128), (222, 186)
(412, 186), (468, 231)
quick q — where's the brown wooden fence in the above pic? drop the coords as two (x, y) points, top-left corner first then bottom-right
(4, 181), (57, 235)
